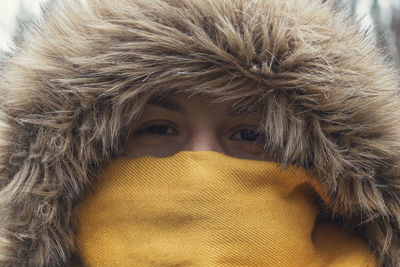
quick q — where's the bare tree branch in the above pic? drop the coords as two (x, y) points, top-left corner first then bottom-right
(390, 6), (400, 65)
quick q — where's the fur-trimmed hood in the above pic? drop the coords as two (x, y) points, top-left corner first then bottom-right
(0, 0), (399, 266)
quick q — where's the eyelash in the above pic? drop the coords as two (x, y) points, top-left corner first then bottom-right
(133, 125), (265, 144)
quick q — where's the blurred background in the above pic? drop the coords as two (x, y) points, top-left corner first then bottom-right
(0, 0), (399, 67)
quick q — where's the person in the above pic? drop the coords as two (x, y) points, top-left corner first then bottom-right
(0, 0), (398, 266)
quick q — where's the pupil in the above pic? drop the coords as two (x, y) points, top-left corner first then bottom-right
(148, 125), (168, 134)
(241, 130), (259, 142)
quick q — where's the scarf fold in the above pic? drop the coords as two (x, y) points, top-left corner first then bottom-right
(75, 151), (376, 266)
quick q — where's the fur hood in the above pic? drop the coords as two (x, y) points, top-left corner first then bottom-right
(0, 0), (399, 266)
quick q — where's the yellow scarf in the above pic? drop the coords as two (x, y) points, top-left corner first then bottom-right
(75, 151), (376, 266)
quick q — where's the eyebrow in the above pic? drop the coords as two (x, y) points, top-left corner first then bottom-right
(146, 96), (254, 117)
(147, 97), (187, 113)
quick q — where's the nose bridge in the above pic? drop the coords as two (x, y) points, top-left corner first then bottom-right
(184, 127), (224, 153)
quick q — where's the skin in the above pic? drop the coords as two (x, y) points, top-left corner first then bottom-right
(125, 93), (273, 161)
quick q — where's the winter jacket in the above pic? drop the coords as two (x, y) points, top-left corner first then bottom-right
(0, 0), (399, 266)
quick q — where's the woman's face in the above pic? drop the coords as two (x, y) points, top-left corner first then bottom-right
(125, 93), (272, 161)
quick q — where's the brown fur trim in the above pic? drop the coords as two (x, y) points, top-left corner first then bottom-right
(0, 0), (399, 266)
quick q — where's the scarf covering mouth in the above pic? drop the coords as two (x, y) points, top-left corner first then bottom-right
(75, 151), (376, 266)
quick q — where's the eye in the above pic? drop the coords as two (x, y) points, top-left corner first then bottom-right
(133, 124), (178, 136)
(230, 129), (265, 144)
